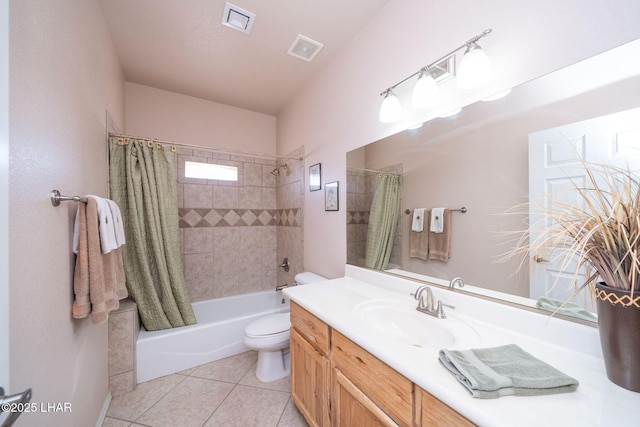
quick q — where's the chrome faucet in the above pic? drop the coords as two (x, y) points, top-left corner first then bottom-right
(449, 277), (464, 289)
(275, 282), (294, 292)
(411, 285), (454, 319)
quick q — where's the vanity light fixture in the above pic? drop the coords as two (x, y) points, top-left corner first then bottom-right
(379, 89), (403, 123)
(379, 29), (493, 123)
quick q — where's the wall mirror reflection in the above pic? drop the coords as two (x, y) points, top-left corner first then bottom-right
(346, 38), (640, 323)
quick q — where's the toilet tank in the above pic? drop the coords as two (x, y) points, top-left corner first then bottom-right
(293, 272), (327, 285)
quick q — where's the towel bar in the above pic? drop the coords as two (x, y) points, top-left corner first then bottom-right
(50, 189), (88, 207)
(404, 207), (467, 215)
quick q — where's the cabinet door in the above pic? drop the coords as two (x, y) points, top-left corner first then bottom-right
(414, 386), (475, 427)
(333, 368), (399, 427)
(290, 328), (331, 427)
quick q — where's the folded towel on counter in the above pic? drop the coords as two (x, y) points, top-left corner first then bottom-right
(439, 344), (579, 398)
(428, 208), (451, 261)
(411, 208), (425, 232)
(430, 207), (445, 233)
(536, 297), (597, 322)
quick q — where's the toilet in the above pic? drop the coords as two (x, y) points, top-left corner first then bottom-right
(243, 272), (327, 382)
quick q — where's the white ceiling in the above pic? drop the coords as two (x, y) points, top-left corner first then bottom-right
(98, 0), (390, 116)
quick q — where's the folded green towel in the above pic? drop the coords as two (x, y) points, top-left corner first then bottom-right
(536, 297), (598, 322)
(439, 344), (579, 398)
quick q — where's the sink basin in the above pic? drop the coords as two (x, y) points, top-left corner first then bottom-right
(353, 299), (480, 350)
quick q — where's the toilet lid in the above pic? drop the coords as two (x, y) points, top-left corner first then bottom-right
(245, 313), (291, 337)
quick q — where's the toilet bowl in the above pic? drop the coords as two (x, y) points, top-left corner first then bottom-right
(243, 271), (327, 382)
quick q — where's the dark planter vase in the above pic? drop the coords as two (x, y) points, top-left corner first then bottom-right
(595, 282), (640, 392)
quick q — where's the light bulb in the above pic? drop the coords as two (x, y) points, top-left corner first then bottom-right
(457, 43), (492, 90)
(412, 69), (439, 108)
(379, 90), (402, 123)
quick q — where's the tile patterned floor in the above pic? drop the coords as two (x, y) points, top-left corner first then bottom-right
(102, 351), (309, 427)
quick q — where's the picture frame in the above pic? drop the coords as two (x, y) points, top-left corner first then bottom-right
(309, 163), (321, 191)
(324, 181), (339, 211)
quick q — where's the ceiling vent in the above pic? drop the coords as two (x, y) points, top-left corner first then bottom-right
(221, 2), (256, 34)
(287, 34), (324, 62)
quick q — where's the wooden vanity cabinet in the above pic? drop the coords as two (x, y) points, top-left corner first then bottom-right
(290, 302), (474, 427)
(332, 330), (412, 427)
(290, 302), (331, 427)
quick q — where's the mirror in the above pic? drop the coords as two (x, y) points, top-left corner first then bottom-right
(347, 38), (640, 322)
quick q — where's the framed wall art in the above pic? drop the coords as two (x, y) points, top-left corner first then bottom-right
(309, 163), (321, 191)
(324, 181), (339, 211)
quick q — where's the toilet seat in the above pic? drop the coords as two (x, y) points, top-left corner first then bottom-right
(244, 313), (290, 338)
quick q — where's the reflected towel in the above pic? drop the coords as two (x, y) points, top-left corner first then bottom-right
(409, 211), (429, 260)
(536, 297), (597, 322)
(411, 208), (425, 232)
(430, 207), (445, 233)
(428, 208), (451, 261)
(439, 344), (579, 398)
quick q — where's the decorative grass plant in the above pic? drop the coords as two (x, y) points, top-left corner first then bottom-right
(508, 161), (640, 299)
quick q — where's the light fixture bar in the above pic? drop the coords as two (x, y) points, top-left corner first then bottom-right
(379, 29), (492, 96)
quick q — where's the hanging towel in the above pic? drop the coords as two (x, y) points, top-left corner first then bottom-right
(439, 344), (579, 398)
(106, 199), (126, 247)
(72, 196), (128, 324)
(411, 208), (425, 232)
(430, 207), (445, 233)
(428, 208), (451, 261)
(410, 209), (429, 260)
(89, 195), (118, 254)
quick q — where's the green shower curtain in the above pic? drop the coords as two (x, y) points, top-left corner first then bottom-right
(109, 138), (197, 331)
(365, 174), (401, 270)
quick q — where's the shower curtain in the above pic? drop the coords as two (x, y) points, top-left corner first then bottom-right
(365, 174), (401, 270)
(109, 138), (197, 331)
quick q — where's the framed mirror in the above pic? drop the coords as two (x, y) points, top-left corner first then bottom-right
(346, 38), (640, 323)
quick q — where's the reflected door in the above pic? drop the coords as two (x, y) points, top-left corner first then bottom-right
(528, 107), (640, 310)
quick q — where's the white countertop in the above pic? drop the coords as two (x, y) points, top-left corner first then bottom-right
(283, 266), (640, 427)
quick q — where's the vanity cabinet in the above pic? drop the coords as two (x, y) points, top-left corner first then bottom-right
(290, 302), (331, 427)
(414, 386), (475, 427)
(290, 302), (473, 427)
(332, 330), (412, 426)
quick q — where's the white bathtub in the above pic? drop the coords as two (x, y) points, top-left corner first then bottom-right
(136, 290), (290, 383)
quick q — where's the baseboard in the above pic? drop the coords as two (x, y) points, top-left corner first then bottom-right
(95, 391), (112, 427)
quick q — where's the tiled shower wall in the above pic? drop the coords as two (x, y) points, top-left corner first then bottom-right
(175, 146), (304, 302)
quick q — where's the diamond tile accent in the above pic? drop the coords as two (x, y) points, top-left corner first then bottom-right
(179, 208), (282, 228)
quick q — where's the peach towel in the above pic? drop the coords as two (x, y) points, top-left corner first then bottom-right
(409, 209), (429, 260)
(428, 208), (451, 262)
(72, 197), (127, 323)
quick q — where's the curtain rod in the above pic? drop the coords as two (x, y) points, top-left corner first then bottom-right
(347, 166), (401, 176)
(108, 133), (303, 161)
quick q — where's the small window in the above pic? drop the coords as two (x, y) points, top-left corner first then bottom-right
(185, 161), (238, 181)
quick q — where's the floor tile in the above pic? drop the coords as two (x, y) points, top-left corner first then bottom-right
(190, 351), (258, 383)
(102, 418), (131, 427)
(106, 374), (185, 422)
(277, 399), (309, 427)
(136, 376), (234, 427)
(239, 362), (291, 393)
(203, 384), (290, 427)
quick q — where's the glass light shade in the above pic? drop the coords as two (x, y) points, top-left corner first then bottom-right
(412, 70), (439, 108)
(457, 44), (492, 90)
(379, 90), (402, 123)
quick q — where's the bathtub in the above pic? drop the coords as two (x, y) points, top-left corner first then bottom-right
(136, 290), (290, 383)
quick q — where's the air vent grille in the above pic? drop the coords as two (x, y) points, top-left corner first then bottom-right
(221, 2), (255, 34)
(287, 34), (323, 62)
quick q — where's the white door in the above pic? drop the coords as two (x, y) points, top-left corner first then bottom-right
(528, 107), (640, 310)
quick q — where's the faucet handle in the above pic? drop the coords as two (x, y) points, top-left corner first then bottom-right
(435, 301), (455, 318)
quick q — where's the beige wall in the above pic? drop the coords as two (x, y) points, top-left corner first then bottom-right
(125, 82), (276, 154)
(9, 1), (124, 426)
(1, 0), (9, 392)
(277, 0), (640, 280)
